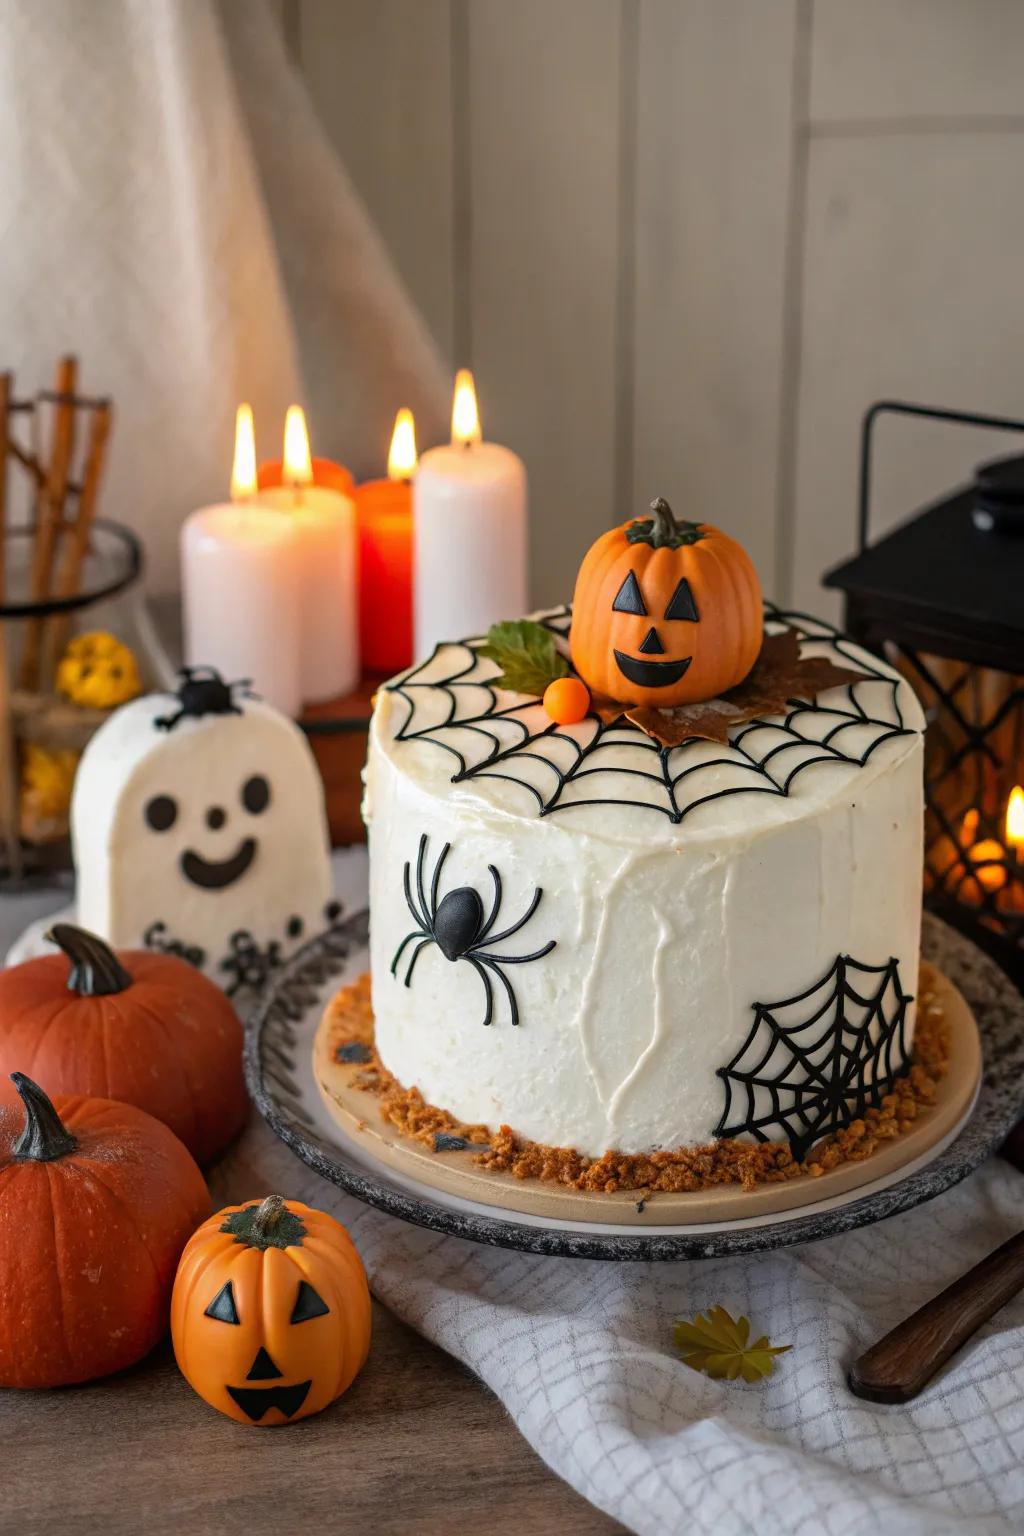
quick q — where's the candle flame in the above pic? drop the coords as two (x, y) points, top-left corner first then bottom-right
(1007, 786), (1024, 849)
(283, 404), (313, 489)
(230, 403), (257, 501)
(388, 408), (418, 480)
(451, 368), (482, 447)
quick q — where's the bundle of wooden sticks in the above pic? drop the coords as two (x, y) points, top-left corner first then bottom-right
(0, 357), (113, 875)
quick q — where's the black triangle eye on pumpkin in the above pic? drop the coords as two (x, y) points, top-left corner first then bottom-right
(205, 1280), (241, 1325)
(290, 1280), (330, 1324)
(664, 577), (699, 622)
(612, 570), (647, 615)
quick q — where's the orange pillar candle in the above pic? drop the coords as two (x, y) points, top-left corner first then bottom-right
(257, 454), (354, 498)
(355, 409), (416, 674)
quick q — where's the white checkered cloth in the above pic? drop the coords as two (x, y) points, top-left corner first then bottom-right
(241, 1100), (1024, 1536)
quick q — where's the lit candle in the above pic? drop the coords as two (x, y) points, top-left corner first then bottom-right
(256, 406), (359, 703)
(956, 794), (1024, 913)
(181, 405), (302, 714)
(413, 369), (528, 657)
(355, 408), (416, 674)
(257, 441), (355, 498)
(1007, 785), (1024, 855)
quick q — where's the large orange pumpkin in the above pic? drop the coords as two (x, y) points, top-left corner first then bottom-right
(171, 1194), (371, 1426)
(0, 924), (247, 1164)
(0, 1072), (210, 1387)
(570, 497), (763, 707)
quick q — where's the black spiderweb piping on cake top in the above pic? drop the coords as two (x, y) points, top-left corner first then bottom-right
(383, 605), (916, 825)
(714, 954), (913, 1161)
(391, 834), (555, 1026)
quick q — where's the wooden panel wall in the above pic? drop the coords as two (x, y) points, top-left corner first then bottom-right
(465, 0), (623, 604)
(631, 0), (799, 588)
(791, 0), (1024, 613)
(287, 0), (1024, 616)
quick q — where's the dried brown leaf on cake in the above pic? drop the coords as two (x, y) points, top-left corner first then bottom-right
(672, 1305), (791, 1383)
(628, 628), (874, 747)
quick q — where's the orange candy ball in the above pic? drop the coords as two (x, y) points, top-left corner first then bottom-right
(543, 676), (590, 725)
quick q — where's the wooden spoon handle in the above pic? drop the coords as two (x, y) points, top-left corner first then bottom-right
(849, 1230), (1024, 1403)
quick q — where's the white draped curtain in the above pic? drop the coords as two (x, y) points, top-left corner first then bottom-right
(0, 0), (449, 591)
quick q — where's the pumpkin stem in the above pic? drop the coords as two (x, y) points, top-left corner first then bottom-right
(10, 1073), (77, 1162)
(46, 924), (133, 997)
(220, 1194), (307, 1250)
(626, 496), (706, 550)
(252, 1194), (286, 1241)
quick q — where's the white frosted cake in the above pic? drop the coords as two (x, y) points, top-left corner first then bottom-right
(364, 594), (925, 1162)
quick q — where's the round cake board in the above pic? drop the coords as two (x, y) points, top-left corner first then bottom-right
(313, 961), (981, 1229)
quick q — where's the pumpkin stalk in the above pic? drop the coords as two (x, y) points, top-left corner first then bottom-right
(10, 1073), (77, 1162)
(220, 1194), (307, 1250)
(46, 924), (133, 998)
(626, 496), (706, 550)
(251, 1194), (286, 1242)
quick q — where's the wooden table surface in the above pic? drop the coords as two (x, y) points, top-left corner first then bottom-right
(0, 1113), (626, 1536)
(0, 867), (625, 1534)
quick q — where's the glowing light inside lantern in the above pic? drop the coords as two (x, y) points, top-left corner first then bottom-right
(1007, 785), (1024, 851)
(283, 405), (314, 490)
(959, 807), (979, 843)
(451, 369), (482, 448)
(388, 408), (418, 481)
(230, 403), (257, 501)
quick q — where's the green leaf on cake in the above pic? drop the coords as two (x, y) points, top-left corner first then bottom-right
(478, 620), (571, 697)
(672, 1304), (791, 1383)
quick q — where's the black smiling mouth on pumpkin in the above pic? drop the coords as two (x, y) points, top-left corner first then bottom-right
(613, 651), (692, 689)
(180, 838), (257, 890)
(226, 1380), (312, 1422)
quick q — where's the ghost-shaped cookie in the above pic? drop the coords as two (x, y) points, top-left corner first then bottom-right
(71, 668), (333, 989)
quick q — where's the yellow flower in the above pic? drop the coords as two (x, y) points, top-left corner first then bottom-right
(21, 744), (80, 821)
(56, 631), (142, 709)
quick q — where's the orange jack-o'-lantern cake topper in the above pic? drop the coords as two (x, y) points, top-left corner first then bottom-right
(478, 497), (869, 740)
(569, 496), (763, 708)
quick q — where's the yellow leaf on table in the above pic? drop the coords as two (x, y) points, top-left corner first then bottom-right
(672, 1304), (791, 1383)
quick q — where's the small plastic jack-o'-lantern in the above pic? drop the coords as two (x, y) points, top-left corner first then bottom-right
(171, 1195), (371, 1426)
(56, 630), (142, 709)
(569, 497), (763, 707)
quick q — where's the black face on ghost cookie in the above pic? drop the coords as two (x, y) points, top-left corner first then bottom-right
(144, 774), (271, 890)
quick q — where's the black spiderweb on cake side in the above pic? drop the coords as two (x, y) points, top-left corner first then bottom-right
(384, 605), (917, 826)
(714, 955), (913, 1161)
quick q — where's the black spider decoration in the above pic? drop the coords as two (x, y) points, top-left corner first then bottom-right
(219, 929), (284, 998)
(155, 667), (255, 732)
(390, 834), (555, 1026)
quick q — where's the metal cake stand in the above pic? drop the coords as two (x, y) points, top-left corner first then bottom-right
(246, 910), (1024, 1261)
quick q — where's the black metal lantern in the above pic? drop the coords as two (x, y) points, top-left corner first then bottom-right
(825, 401), (1024, 972)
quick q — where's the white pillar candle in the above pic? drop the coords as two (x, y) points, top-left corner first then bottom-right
(413, 370), (528, 658)
(181, 504), (301, 715)
(256, 407), (359, 703)
(180, 405), (302, 715)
